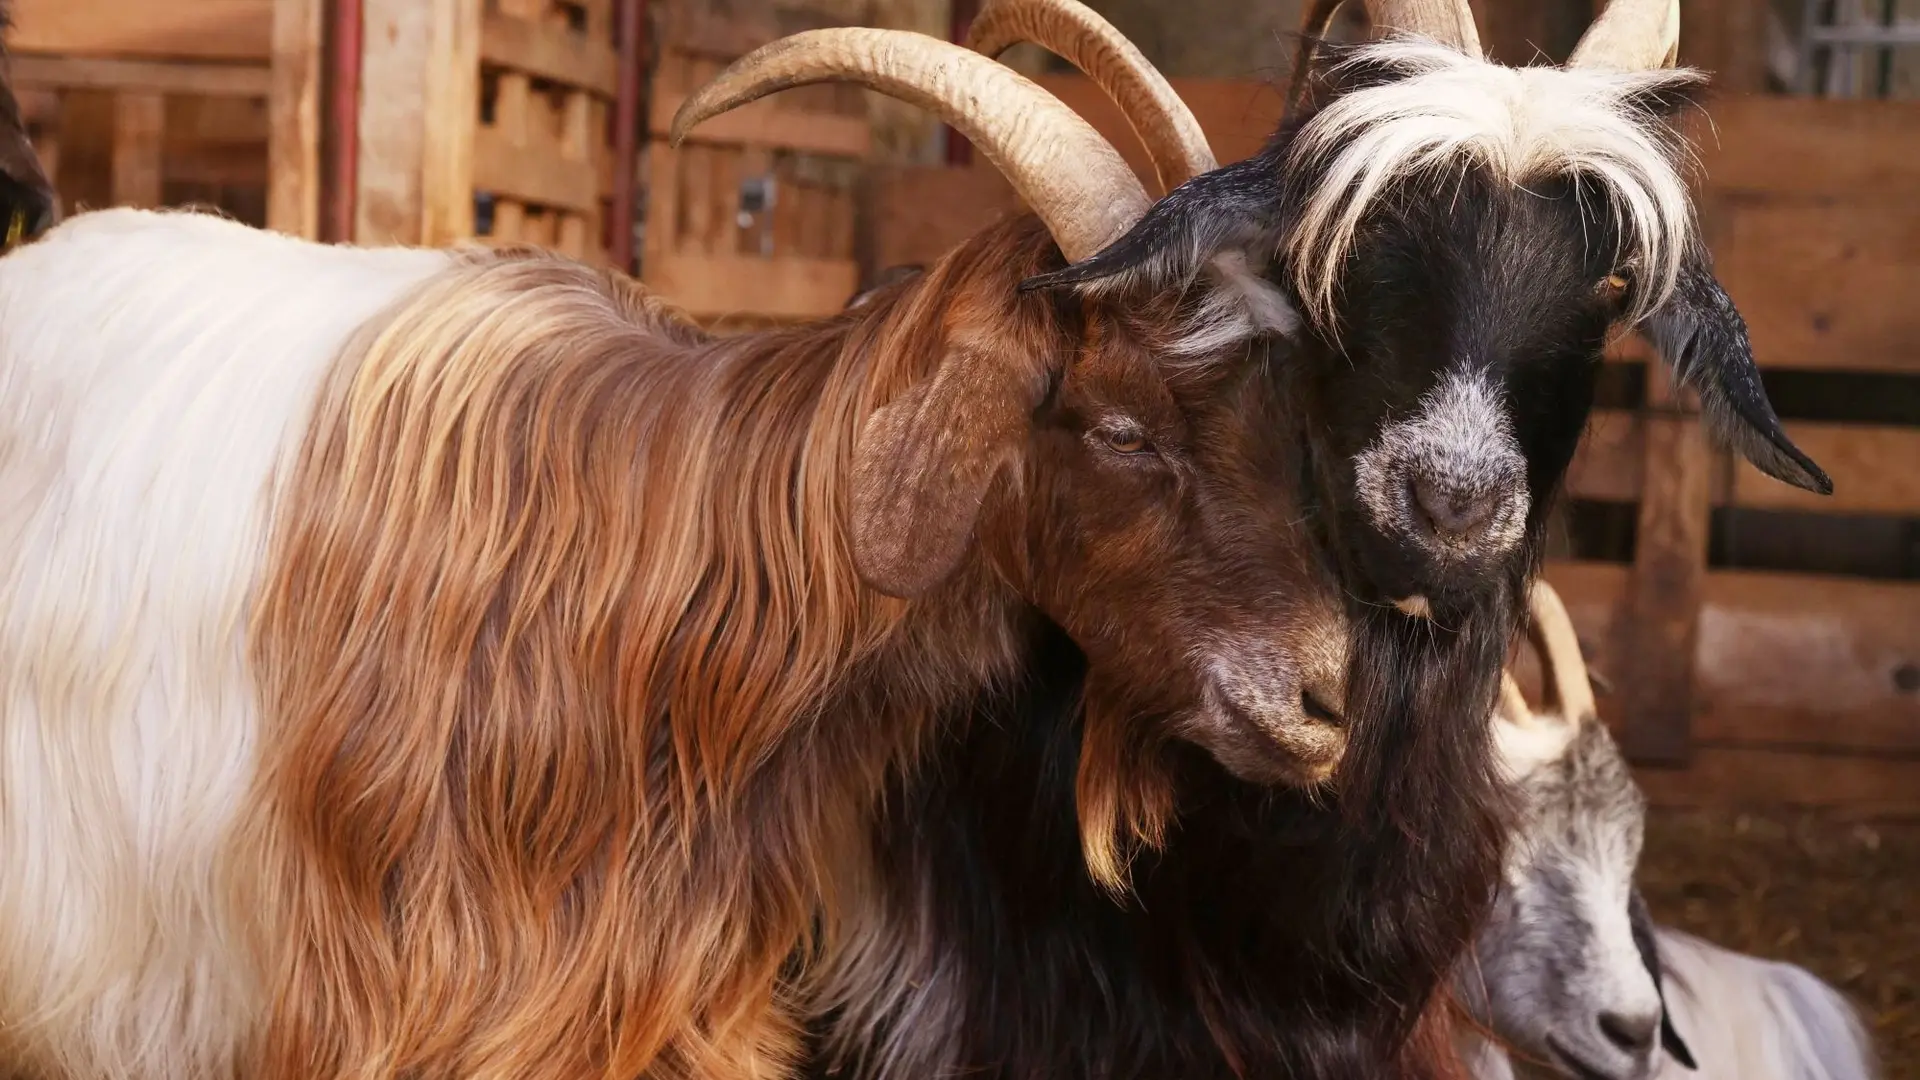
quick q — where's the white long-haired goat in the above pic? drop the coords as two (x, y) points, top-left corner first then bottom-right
(1458, 580), (1880, 1080)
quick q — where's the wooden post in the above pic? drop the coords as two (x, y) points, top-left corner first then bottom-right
(945, 0), (977, 167)
(1614, 354), (1712, 766)
(355, 0), (478, 246)
(610, 0), (645, 273)
(268, 0), (324, 238)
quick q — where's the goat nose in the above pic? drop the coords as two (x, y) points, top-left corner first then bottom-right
(1407, 473), (1499, 546)
(1598, 1009), (1660, 1055)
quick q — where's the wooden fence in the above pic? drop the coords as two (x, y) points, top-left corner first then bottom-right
(868, 77), (1920, 815)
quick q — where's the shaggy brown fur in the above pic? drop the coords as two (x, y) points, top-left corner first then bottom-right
(245, 212), (1346, 1080)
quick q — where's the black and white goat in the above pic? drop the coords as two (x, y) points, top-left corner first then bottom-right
(1031, 0), (1832, 626)
(1461, 581), (1880, 1080)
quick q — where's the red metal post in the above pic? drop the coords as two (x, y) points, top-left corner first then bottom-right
(322, 0), (363, 244)
(944, 0), (978, 167)
(611, 0), (647, 273)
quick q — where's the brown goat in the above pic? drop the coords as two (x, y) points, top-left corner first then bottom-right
(0, 24), (1365, 1080)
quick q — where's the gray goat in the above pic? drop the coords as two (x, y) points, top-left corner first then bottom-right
(1459, 581), (1879, 1080)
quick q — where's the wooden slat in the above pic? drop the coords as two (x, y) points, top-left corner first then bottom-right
(12, 0), (271, 62)
(1565, 411), (1920, 516)
(13, 54), (271, 98)
(1034, 75), (1286, 190)
(1634, 746), (1920, 815)
(1714, 199), (1920, 374)
(1545, 562), (1920, 756)
(1696, 97), (1920, 199)
(480, 11), (619, 97)
(643, 252), (858, 320)
(110, 92), (164, 208)
(650, 94), (870, 158)
(866, 163), (1019, 271)
(1733, 423), (1920, 516)
(266, 0), (322, 238)
(473, 125), (599, 213)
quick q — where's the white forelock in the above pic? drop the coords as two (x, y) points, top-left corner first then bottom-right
(1286, 39), (1702, 332)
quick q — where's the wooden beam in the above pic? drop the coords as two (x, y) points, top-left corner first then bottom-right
(11, 0), (272, 63)
(1714, 199), (1920, 375)
(355, 0), (478, 246)
(480, 11), (619, 97)
(267, 0), (323, 239)
(474, 126), (599, 213)
(1696, 97), (1920, 199)
(1544, 561), (1920, 757)
(12, 55), (272, 97)
(1634, 746), (1920, 815)
(1613, 368), (1713, 766)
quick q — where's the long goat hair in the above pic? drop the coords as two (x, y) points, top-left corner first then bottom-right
(807, 602), (1513, 1080)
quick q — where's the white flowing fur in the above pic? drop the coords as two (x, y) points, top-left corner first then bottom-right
(0, 208), (449, 1078)
(1651, 926), (1879, 1080)
(1286, 39), (1702, 331)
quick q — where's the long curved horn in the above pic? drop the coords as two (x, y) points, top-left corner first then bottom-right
(1498, 672), (1536, 729)
(670, 28), (1149, 263)
(1567, 0), (1680, 70)
(1525, 579), (1598, 724)
(1364, 0), (1482, 56)
(964, 0), (1216, 194)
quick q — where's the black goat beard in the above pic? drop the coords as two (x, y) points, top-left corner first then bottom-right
(804, 582), (1517, 1080)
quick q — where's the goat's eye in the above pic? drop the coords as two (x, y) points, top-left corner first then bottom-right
(1598, 272), (1631, 297)
(1100, 428), (1153, 455)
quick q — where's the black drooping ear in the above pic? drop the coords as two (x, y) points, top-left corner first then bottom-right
(1628, 888), (1698, 1071)
(0, 3), (57, 247)
(850, 338), (1051, 598)
(1641, 256), (1832, 496)
(1017, 153), (1296, 335)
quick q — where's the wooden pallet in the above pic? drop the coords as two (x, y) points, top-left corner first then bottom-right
(638, 5), (870, 323)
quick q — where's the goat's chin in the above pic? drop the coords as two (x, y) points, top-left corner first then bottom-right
(1178, 693), (1347, 789)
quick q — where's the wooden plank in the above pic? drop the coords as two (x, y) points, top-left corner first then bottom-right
(480, 11), (619, 97)
(1634, 746), (1920, 815)
(111, 92), (165, 208)
(11, 0), (271, 62)
(643, 252), (859, 320)
(645, 141), (679, 258)
(266, 0), (323, 239)
(1545, 562), (1920, 756)
(473, 126), (600, 213)
(355, 0), (478, 246)
(650, 94), (871, 158)
(1714, 199), (1920, 375)
(12, 55), (271, 97)
(865, 163), (1019, 271)
(1614, 368), (1713, 765)
(1696, 98), (1920, 199)
(1733, 423), (1920, 516)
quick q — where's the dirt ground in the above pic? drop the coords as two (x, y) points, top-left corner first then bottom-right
(1638, 808), (1920, 1079)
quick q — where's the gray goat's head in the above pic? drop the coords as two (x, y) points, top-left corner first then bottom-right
(1463, 581), (1695, 1080)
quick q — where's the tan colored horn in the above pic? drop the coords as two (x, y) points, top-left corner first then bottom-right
(1525, 579), (1598, 724)
(1567, 0), (1680, 70)
(964, 0), (1216, 194)
(1498, 671), (1536, 729)
(670, 28), (1149, 263)
(1364, 0), (1483, 55)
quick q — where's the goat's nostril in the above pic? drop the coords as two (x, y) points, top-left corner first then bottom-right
(1408, 473), (1498, 545)
(1300, 689), (1343, 727)
(1597, 1010), (1659, 1055)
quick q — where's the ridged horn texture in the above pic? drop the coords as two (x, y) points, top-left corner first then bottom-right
(669, 27), (1149, 262)
(1525, 579), (1597, 724)
(1567, 0), (1681, 70)
(1363, 0), (1482, 56)
(964, 0), (1216, 194)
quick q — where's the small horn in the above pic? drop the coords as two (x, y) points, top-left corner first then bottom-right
(1525, 579), (1598, 724)
(1567, 0), (1680, 70)
(965, 0), (1216, 193)
(1497, 672), (1535, 729)
(671, 28), (1149, 262)
(1363, 0), (1482, 56)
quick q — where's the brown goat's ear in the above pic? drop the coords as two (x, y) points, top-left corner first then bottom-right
(851, 343), (1048, 598)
